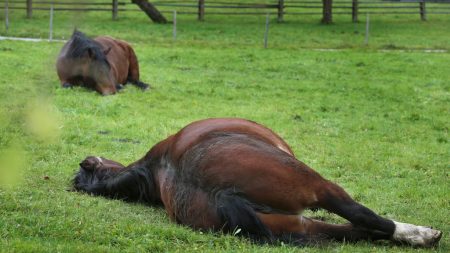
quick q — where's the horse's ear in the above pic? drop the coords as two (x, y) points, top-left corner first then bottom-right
(103, 47), (112, 56)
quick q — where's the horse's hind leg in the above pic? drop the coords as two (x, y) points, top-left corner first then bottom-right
(126, 46), (150, 90)
(315, 181), (442, 247)
(256, 213), (391, 244)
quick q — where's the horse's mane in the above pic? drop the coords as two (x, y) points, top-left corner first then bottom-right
(66, 30), (108, 64)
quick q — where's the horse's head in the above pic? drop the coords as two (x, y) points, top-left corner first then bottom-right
(67, 30), (116, 94)
(68, 30), (110, 69)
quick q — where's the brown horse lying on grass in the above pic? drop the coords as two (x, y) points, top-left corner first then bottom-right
(56, 30), (149, 95)
(72, 118), (442, 247)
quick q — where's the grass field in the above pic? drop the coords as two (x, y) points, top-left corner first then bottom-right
(0, 7), (449, 253)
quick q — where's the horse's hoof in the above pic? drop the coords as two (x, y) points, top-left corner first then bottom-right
(392, 221), (443, 247)
(79, 156), (104, 171)
(116, 84), (124, 90)
(139, 84), (151, 91)
(134, 81), (150, 90)
(62, 83), (72, 88)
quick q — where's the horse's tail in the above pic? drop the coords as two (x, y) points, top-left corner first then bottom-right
(214, 189), (309, 245)
(72, 166), (157, 204)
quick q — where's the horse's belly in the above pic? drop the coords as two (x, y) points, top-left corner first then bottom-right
(179, 136), (317, 213)
(158, 169), (222, 230)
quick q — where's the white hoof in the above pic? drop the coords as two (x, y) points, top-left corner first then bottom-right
(392, 221), (442, 247)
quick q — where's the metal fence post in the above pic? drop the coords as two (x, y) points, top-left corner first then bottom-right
(5, 0), (9, 32)
(173, 10), (177, 41)
(49, 4), (54, 41)
(364, 13), (370, 45)
(264, 13), (270, 48)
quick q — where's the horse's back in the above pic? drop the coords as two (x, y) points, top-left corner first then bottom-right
(169, 118), (294, 163)
(94, 36), (131, 83)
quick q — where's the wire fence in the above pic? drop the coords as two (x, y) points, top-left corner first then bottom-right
(0, 0), (449, 22)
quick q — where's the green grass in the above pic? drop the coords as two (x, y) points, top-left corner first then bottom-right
(0, 8), (449, 253)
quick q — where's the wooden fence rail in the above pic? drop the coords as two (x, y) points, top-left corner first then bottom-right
(0, 0), (449, 23)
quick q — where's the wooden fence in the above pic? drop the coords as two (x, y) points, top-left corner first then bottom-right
(1, 0), (449, 22)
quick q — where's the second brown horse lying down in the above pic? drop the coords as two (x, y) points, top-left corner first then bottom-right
(56, 30), (149, 95)
(73, 118), (442, 247)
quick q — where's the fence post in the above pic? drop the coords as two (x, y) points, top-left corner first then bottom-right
(264, 14), (270, 48)
(112, 0), (118, 20)
(277, 0), (284, 22)
(364, 13), (369, 45)
(5, 0), (9, 32)
(27, 0), (32, 19)
(198, 0), (205, 21)
(352, 0), (358, 23)
(49, 4), (54, 41)
(420, 0), (426, 21)
(173, 10), (177, 41)
(322, 0), (332, 24)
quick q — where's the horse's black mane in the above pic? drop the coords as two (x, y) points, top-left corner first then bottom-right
(67, 30), (109, 65)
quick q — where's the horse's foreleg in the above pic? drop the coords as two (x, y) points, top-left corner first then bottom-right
(126, 46), (140, 82)
(315, 182), (442, 247)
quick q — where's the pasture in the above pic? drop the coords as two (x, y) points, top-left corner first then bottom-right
(0, 8), (449, 253)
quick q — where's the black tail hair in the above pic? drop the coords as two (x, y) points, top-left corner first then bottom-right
(73, 166), (157, 204)
(215, 189), (309, 245)
(215, 189), (272, 242)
